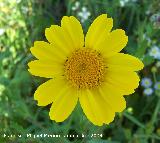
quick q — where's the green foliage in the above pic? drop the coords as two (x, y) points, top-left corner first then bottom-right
(0, 0), (160, 142)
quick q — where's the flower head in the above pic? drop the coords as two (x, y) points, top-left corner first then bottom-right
(154, 82), (160, 90)
(149, 46), (160, 60)
(119, 0), (129, 7)
(28, 14), (144, 126)
(0, 84), (5, 96)
(143, 34), (151, 45)
(156, 61), (160, 68)
(143, 88), (153, 96)
(0, 28), (5, 36)
(141, 77), (152, 88)
(72, 1), (80, 11)
(78, 7), (91, 23)
(150, 13), (160, 29)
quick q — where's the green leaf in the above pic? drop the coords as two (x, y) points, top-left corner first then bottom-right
(143, 55), (154, 66)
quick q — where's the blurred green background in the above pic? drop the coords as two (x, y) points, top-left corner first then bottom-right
(0, 0), (160, 142)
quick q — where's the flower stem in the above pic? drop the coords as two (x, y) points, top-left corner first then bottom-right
(151, 97), (160, 125)
(152, 72), (157, 83)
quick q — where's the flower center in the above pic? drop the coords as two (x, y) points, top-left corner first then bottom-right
(64, 48), (105, 89)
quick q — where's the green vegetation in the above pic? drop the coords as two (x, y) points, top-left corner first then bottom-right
(0, 0), (160, 142)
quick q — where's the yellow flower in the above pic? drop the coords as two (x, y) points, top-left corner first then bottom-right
(28, 14), (144, 126)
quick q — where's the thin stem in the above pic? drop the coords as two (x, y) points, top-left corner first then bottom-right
(134, 133), (160, 140)
(152, 72), (157, 83)
(123, 112), (145, 129)
(151, 97), (160, 125)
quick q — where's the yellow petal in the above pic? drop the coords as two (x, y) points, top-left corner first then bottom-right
(45, 25), (74, 55)
(30, 41), (67, 63)
(34, 77), (66, 106)
(99, 84), (126, 112)
(105, 69), (140, 95)
(79, 89), (115, 126)
(61, 16), (84, 49)
(97, 29), (128, 57)
(30, 41), (52, 61)
(28, 60), (63, 78)
(85, 14), (113, 49)
(49, 86), (78, 122)
(106, 53), (144, 71)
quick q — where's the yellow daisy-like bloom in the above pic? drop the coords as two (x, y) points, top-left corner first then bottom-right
(28, 14), (144, 126)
